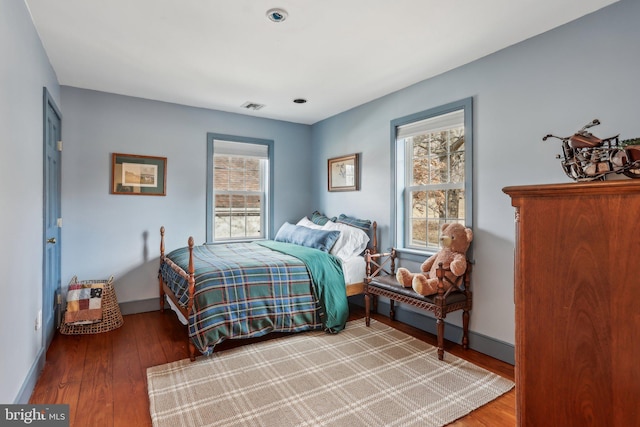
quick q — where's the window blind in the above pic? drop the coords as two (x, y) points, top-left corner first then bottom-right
(396, 109), (464, 139)
(214, 140), (268, 158)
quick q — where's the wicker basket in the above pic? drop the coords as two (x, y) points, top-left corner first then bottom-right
(60, 275), (124, 335)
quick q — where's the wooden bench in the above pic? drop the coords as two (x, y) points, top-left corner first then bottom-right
(364, 249), (472, 360)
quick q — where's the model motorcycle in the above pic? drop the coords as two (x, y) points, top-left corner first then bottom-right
(543, 119), (640, 181)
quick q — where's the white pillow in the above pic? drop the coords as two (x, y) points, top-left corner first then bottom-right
(296, 217), (323, 229)
(321, 220), (370, 260)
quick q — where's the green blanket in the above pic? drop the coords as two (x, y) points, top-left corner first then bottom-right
(258, 240), (348, 332)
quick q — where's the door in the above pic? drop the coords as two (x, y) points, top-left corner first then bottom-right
(43, 88), (62, 350)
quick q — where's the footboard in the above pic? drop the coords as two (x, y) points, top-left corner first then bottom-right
(159, 226), (197, 360)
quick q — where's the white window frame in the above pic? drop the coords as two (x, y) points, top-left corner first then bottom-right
(206, 133), (274, 243)
(390, 98), (473, 258)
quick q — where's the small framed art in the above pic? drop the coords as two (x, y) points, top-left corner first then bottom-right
(111, 153), (167, 196)
(328, 153), (359, 192)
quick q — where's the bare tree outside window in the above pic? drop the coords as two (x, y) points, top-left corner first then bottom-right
(406, 128), (465, 248)
(394, 101), (471, 252)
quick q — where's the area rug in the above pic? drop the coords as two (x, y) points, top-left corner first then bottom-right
(147, 319), (514, 427)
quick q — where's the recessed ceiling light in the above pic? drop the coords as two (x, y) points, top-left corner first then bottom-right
(266, 8), (288, 23)
(293, 98), (307, 104)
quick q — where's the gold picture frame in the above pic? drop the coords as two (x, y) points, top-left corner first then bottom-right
(328, 153), (359, 192)
(111, 153), (167, 196)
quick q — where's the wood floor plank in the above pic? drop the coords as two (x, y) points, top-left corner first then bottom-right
(74, 333), (114, 427)
(133, 312), (172, 368)
(111, 315), (144, 381)
(157, 310), (191, 362)
(29, 379), (82, 421)
(29, 331), (87, 424)
(38, 333), (88, 385)
(110, 316), (151, 427)
(448, 393), (516, 426)
(30, 304), (515, 426)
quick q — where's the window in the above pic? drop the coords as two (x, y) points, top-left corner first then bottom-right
(206, 133), (274, 243)
(391, 98), (473, 254)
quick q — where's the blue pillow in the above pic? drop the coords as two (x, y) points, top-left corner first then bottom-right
(336, 214), (372, 231)
(274, 222), (341, 252)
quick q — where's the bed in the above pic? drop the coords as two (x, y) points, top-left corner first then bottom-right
(158, 213), (377, 360)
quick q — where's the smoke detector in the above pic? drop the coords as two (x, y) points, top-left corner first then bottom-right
(266, 8), (288, 23)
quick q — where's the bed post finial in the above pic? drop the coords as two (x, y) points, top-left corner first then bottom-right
(187, 237), (195, 277)
(160, 226), (165, 256)
(159, 226), (166, 311)
(186, 236), (196, 360)
(372, 221), (378, 254)
(187, 236), (196, 362)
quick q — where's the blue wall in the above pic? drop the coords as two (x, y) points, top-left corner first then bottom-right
(311, 0), (640, 354)
(0, 0), (61, 404)
(60, 87), (313, 307)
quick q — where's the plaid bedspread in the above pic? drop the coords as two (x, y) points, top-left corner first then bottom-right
(160, 241), (346, 356)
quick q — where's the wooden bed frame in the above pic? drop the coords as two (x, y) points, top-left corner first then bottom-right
(158, 221), (377, 360)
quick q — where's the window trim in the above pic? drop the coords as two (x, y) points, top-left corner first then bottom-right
(390, 97), (473, 258)
(206, 133), (274, 243)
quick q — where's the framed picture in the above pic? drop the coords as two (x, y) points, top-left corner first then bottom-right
(111, 153), (167, 196)
(328, 153), (359, 192)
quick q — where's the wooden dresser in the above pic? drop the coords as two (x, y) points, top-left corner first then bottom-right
(503, 180), (640, 426)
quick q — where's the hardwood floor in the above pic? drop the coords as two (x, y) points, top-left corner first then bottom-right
(30, 304), (515, 426)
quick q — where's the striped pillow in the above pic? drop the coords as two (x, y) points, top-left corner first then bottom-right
(310, 210), (336, 226)
(336, 214), (371, 231)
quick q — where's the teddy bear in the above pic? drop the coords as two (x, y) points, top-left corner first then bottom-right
(396, 223), (473, 296)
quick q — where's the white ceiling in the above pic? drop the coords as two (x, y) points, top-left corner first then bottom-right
(25, 0), (618, 125)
